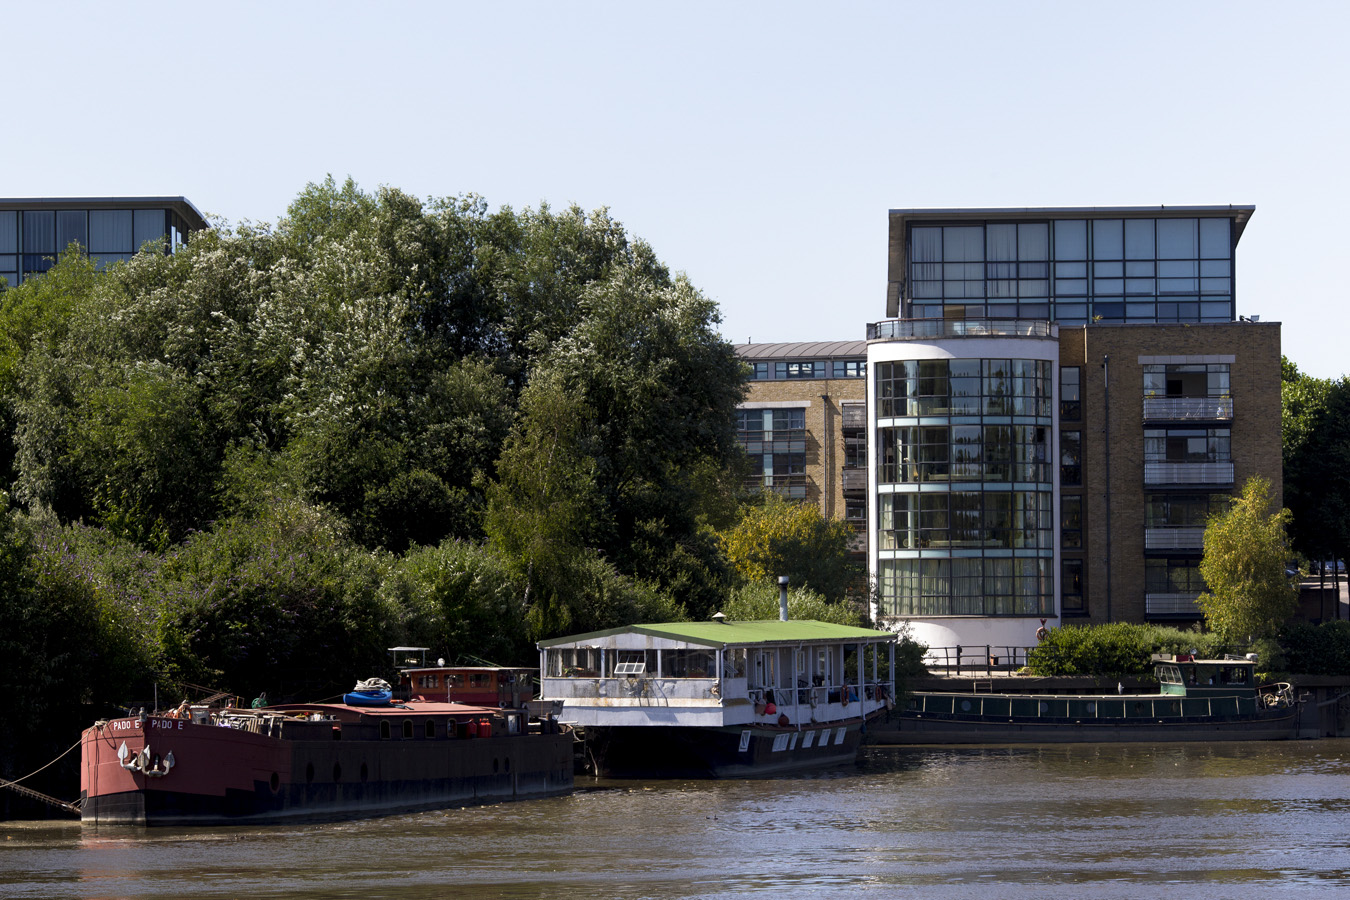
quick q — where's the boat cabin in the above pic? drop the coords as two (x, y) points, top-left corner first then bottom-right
(538, 619), (897, 730)
(399, 666), (536, 709)
(1154, 654), (1258, 699)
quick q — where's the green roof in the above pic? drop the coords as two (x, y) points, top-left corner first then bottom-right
(537, 619), (895, 649)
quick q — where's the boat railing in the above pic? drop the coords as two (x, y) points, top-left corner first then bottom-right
(905, 693), (1257, 720)
(541, 675), (720, 705)
(925, 645), (1035, 675)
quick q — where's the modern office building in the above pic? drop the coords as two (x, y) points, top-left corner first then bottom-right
(870, 206), (1281, 654)
(0, 197), (209, 288)
(735, 341), (869, 548)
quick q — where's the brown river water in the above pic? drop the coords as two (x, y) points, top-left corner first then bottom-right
(5, 740), (1350, 899)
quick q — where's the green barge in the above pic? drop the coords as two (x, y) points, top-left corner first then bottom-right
(871, 654), (1300, 744)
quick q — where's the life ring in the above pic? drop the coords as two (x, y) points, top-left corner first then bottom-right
(1035, 626), (1048, 642)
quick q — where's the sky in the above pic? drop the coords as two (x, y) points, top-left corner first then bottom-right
(7, 1), (1348, 377)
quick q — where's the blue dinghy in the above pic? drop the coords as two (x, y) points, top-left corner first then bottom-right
(344, 677), (393, 707)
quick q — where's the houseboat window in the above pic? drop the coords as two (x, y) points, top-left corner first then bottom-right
(424, 720), (436, 738)
(418, 674), (439, 689)
(609, 650), (656, 677)
(446, 718), (458, 737)
(1158, 665), (1182, 684)
(379, 720), (391, 740)
(663, 648), (715, 678)
(723, 648), (747, 678)
(470, 673), (491, 688)
(551, 648), (600, 677)
(402, 719), (414, 739)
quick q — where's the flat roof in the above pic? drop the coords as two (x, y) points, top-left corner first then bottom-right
(735, 340), (867, 360)
(538, 619), (895, 649)
(0, 196), (209, 232)
(889, 204), (1254, 242)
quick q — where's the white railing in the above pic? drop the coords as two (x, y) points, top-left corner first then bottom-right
(1143, 397), (1233, 422)
(541, 676), (720, 705)
(1144, 526), (1206, 550)
(1144, 462), (1234, 485)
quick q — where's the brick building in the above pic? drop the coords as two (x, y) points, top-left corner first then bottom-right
(868, 205), (1281, 654)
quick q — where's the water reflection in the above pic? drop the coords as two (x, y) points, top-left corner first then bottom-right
(4, 741), (1350, 898)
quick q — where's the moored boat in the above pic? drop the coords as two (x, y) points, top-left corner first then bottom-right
(539, 616), (897, 778)
(870, 653), (1301, 744)
(81, 685), (573, 826)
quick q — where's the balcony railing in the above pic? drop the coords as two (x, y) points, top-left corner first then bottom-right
(1146, 593), (1203, 617)
(1143, 396), (1233, 422)
(1144, 461), (1234, 486)
(1144, 526), (1206, 551)
(841, 468), (868, 492)
(867, 318), (1056, 340)
(841, 406), (867, 429)
(743, 474), (809, 499)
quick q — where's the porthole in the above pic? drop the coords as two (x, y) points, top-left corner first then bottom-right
(270, 772), (281, 793)
(402, 719), (414, 740)
(493, 758), (499, 774)
(424, 720), (435, 739)
(333, 762), (342, 782)
(360, 762), (369, 783)
(959, 699), (972, 712)
(1085, 701), (1096, 715)
(306, 762), (315, 784)
(504, 757), (511, 773)
(380, 720), (391, 740)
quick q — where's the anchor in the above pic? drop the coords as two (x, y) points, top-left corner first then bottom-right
(117, 741), (176, 777)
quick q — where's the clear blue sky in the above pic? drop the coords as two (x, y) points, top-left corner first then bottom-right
(8, 1), (1348, 377)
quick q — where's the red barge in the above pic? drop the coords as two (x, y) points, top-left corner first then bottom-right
(81, 690), (573, 826)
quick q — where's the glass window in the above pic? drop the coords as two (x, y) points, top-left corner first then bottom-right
(1018, 223), (1048, 260)
(0, 212), (17, 253)
(1060, 367), (1081, 420)
(1092, 219), (1123, 260)
(1061, 430), (1082, 485)
(56, 210), (86, 253)
(1061, 495), (1082, 548)
(1199, 218), (1230, 258)
(89, 210), (134, 253)
(22, 211), (55, 253)
(1054, 220), (1087, 259)
(1061, 559), (1085, 613)
(1157, 218), (1198, 259)
(1124, 218), (1155, 259)
(133, 209), (167, 252)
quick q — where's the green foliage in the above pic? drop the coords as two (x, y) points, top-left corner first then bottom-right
(719, 581), (869, 627)
(719, 493), (858, 601)
(1280, 620), (1350, 676)
(1282, 359), (1350, 566)
(1027, 623), (1233, 677)
(1197, 476), (1299, 642)
(157, 500), (395, 700)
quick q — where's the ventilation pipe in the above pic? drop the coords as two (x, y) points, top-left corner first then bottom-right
(778, 575), (790, 621)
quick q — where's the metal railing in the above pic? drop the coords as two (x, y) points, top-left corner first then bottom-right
(1143, 396), (1233, 422)
(868, 319), (1056, 341)
(924, 644), (1035, 675)
(1144, 461), (1234, 486)
(1145, 593), (1202, 617)
(1143, 526), (1206, 551)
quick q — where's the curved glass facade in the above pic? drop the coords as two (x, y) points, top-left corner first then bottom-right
(875, 357), (1055, 617)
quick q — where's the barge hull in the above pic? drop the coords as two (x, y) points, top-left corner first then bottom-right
(582, 722), (865, 778)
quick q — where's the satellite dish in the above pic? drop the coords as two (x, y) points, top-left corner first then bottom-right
(437, 658), (445, 667)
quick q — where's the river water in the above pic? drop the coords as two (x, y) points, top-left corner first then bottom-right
(6, 740), (1350, 899)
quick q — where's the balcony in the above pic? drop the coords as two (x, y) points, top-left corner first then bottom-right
(1144, 526), (1206, 551)
(1144, 462), (1234, 486)
(1143, 396), (1233, 423)
(743, 473), (810, 500)
(867, 318), (1056, 340)
(841, 468), (868, 493)
(1146, 593), (1202, 618)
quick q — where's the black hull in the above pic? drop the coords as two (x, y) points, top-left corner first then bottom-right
(581, 722), (865, 778)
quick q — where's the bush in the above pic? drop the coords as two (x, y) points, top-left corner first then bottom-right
(1027, 623), (1235, 678)
(1280, 620), (1350, 675)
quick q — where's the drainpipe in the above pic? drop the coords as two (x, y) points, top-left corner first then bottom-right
(778, 575), (790, 621)
(820, 393), (832, 520)
(1102, 353), (1113, 622)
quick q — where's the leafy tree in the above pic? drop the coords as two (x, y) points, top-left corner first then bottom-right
(720, 493), (859, 601)
(1197, 475), (1299, 643)
(720, 581), (870, 627)
(1282, 358), (1350, 575)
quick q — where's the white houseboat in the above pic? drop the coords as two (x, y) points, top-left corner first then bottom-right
(538, 616), (896, 777)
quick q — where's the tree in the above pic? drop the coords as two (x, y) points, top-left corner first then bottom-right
(720, 493), (859, 601)
(1282, 358), (1350, 577)
(1197, 476), (1299, 643)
